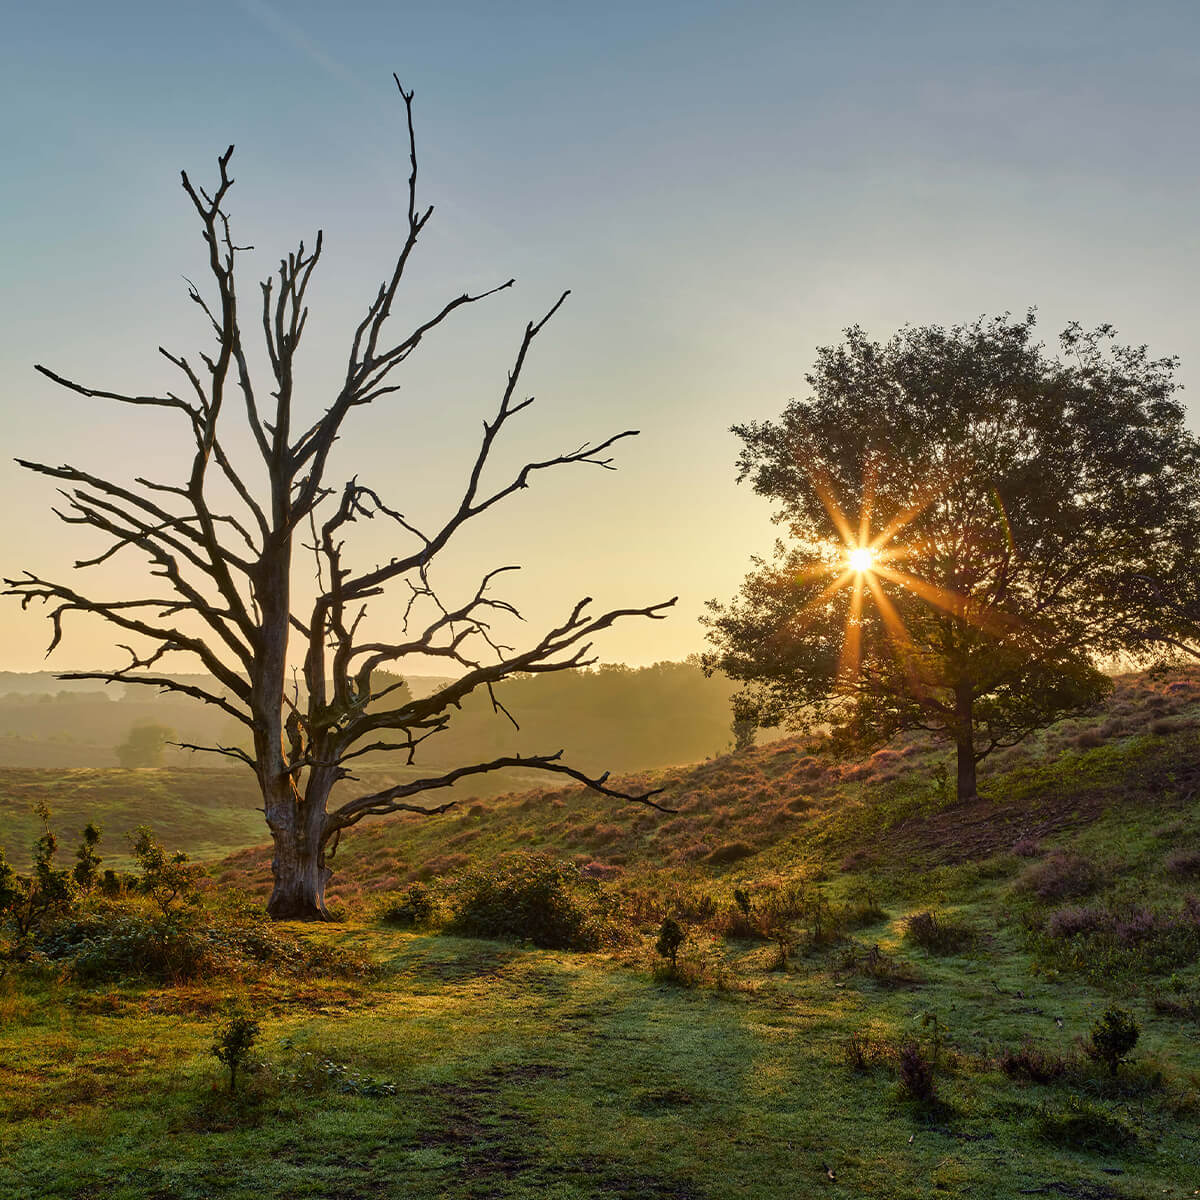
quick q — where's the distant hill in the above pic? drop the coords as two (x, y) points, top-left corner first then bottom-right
(0, 662), (739, 773)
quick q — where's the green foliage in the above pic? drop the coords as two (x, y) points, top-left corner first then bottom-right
(447, 852), (613, 950)
(1087, 1005), (1140, 1076)
(0, 802), (74, 943)
(706, 314), (1200, 800)
(129, 825), (204, 916)
(212, 1005), (260, 1093)
(655, 917), (685, 969)
(376, 881), (437, 928)
(115, 723), (175, 769)
(73, 823), (102, 892)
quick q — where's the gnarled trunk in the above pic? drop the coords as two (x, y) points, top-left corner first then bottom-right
(264, 775), (334, 921)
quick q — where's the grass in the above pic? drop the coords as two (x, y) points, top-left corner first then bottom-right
(4, 664), (1200, 1196)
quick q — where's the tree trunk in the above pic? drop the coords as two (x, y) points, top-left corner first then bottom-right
(265, 778), (334, 921)
(953, 682), (978, 803)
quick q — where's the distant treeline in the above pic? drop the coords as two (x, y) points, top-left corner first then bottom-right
(0, 662), (744, 774)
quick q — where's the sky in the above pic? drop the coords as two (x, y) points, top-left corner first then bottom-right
(2, 0), (1199, 675)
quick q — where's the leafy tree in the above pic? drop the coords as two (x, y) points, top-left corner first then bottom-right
(4, 79), (674, 919)
(115, 723), (175, 768)
(705, 314), (1200, 800)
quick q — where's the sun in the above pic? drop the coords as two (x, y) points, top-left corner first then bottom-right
(847, 546), (875, 573)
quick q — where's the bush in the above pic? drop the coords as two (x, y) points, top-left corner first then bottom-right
(1087, 1005), (1140, 1076)
(447, 852), (612, 950)
(897, 1041), (936, 1103)
(705, 841), (755, 866)
(997, 1041), (1073, 1083)
(376, 882), (436, 928)
(655, 917), (685, 969)
(129, 826), (204, 915)
(1165, 849), (1200, 879)
(1016, 851), (1102, 902)
(904, 911), (975, 955)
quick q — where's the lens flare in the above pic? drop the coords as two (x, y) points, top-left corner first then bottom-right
(848, 546), (874, 573)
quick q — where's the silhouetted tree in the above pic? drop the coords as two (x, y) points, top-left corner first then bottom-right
(705, 314), (1200, 800)
(5, 79), (674, 918)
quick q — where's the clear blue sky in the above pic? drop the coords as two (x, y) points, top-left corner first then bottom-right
(3, 1), (1199, 671)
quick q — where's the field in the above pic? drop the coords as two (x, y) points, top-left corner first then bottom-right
(2, 668), (1199, 1198)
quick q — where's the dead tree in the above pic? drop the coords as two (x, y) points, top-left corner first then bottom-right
(4, 78), (676, 919)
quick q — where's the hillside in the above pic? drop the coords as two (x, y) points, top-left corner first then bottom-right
(213, 664), (1200, 904)
(3, 666), (1199, 1199)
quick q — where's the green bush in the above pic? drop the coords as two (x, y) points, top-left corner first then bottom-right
(376, 882), (437, 928)
(1087, 1005), (1140, 1076)
(447, 852), (612, 950)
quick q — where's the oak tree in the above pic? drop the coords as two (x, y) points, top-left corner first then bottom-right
(705, 313), (1200, 801)
(5, 79), (675, 918)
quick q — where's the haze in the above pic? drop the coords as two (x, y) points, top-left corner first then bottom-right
(3, 0), (1199, 671)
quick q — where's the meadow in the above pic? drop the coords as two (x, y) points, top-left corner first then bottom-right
(2, 667), (1199, 1198)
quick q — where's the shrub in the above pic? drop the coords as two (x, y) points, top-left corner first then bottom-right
(212, 1005), (260, 1093)
(997, 1042), (1072, 1083)
(0, 802), (75, 943)
(705, 841), (755, 866)
(1087, 1006), (1140, 1076)
(655, 917), (685, 969)
(1016, 851), (1102, 902)
(897, 1041), (936, 1103)
(904, 911), (975, 955)
(447, 852), (611, 950)
(73, 824), (103, 892)
(376, 882), (436, 928)
(129, 826), (204, 915)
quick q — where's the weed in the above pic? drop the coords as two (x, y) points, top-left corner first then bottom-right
(1016, 850), (1103, 901)
(996, 1042), (1074, 1083)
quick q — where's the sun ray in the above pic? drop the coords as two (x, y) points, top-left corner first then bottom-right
(864, 571), (930, 697)
(810, 469), (858, 549)
(872, 563), (1018, 637)
(836, 573), (865, 686)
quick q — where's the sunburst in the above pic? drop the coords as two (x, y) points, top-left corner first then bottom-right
(799, 466), (1015, 692)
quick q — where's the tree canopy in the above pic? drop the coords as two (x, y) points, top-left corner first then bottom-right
(704, 313), (1200, 800)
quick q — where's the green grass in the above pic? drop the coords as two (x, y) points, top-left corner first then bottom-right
(4, 665), (1200, 1197)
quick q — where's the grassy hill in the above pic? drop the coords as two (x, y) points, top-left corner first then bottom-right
(2, 666), (1199, 1198)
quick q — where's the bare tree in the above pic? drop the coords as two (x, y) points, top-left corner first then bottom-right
(4, 78), (675, 919)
